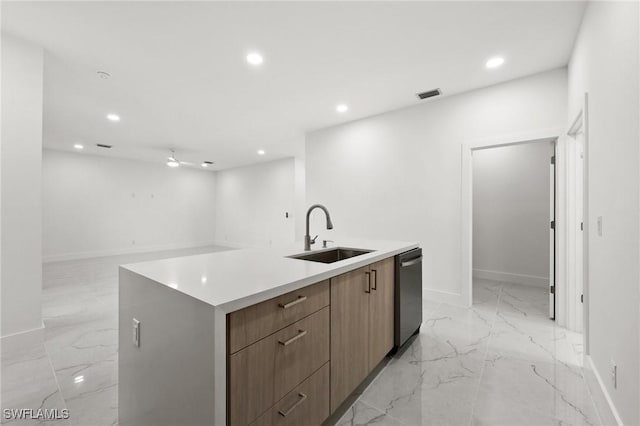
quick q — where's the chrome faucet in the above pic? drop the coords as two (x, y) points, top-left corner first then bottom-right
(305, 204), (334, 251)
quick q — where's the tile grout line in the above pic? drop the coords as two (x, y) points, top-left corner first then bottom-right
(357, 399), (411, 426)
(558, 321), (602, 425)
(348, 301), (441, 426)
(466, 281), (503, 426)
(43, 340), (68, 411)
(575, 342), (605, 426)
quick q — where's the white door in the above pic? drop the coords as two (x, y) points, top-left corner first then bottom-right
(549, 153), (556, 319)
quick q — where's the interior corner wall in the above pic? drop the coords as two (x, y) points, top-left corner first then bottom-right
(568, 2), (640, 424)
(42, 150), (217, 261)
(472, 142), (553, 287)
(214, 158), (297, 248)
(294, 157), (307, 242)
(306, 68), (567, 304)
(1, 34), (44, 337)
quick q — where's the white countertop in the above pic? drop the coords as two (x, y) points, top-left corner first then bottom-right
(120, 240), (418, 312)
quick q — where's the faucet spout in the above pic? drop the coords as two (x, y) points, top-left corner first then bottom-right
(305, 204), (333, 251)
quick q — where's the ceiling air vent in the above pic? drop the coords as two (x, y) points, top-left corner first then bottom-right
(96, 143), (112, 149)
(416, 88), (441, 100)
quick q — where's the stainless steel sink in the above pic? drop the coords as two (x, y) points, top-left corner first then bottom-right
(288, 247), (373, 264)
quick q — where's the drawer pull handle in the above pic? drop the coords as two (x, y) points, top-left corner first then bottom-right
(278, 392), (307, 417)
(279, 295), (307, 309)
(279, 330), (307, 346)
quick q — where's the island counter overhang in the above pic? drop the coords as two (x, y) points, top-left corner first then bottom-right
(118, 240), (418, 426)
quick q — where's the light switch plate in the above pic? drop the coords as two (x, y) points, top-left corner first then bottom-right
(597, 216), (603, 236)
(611, 360), (617, 389)
(132, 318), (140, 347)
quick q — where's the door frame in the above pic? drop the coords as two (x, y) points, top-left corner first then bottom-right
(567, 93), (589, 353)
(550, 144), (557, 320)
(461, 128), (563, 308)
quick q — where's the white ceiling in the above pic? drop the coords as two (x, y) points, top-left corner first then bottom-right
(3, 1), (585, 170)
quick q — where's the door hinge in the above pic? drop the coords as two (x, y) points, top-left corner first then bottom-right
(551, 155), (556, 165)
(550, 220), (555, 230)
(581, 294), (584, 303)
(581, 222), (584, 231)
(550, 285), (555, 294)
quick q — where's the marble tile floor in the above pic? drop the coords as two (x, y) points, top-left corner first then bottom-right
(1, 246), (230, 426)
(336, 279), (608, 426)
(2, 252), (609, 426)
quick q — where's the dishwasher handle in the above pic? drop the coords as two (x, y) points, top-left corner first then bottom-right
(400, 256), (423, 268)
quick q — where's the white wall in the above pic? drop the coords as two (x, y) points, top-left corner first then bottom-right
(306, 68), (567, 303)
(214, 158), (297, 248)
(293, 156), (307, 242)
(1, 35), (44, 338)
(42, 150), (217, 261)
(473, 142), (552, 287)
(568, 2), (639, 424)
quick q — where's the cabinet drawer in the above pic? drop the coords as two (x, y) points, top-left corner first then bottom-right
(229, 307), (330, 425)
(250, 363), (330, 426)
(228, 280), (329, 354)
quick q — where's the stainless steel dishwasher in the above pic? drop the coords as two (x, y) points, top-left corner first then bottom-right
(395, 248), (423, 348)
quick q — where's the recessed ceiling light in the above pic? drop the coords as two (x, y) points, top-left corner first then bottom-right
(106, 113), (120, 122)
(246, 52), (264, 66)
(257, 149), (266, 155)
(97, 71), (111, 80)
(485, 57), (505, 69)
(201, 161), (214, 168)
(73, 144), (84, 150)
(336, 104), (349, 113)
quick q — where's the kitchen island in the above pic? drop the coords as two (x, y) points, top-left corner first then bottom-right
(118, 240), (418, 426)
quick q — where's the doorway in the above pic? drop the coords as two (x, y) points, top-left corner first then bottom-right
(471, 140), (555, 319)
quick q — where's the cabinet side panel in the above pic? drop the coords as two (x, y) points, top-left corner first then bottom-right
(118, 268), (216, 426)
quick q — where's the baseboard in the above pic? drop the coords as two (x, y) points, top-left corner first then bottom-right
(211, 240), (250, 249)
(43, 240), (221, 263)
(211, 240), (300, 250)
(473, 268), (548, 288)
(1, 323), (44, 354)
(586, 355), (623, 426)
(423, 288), (468, 307)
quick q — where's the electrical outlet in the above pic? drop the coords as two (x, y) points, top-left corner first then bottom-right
(611, 360), (617, 389)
